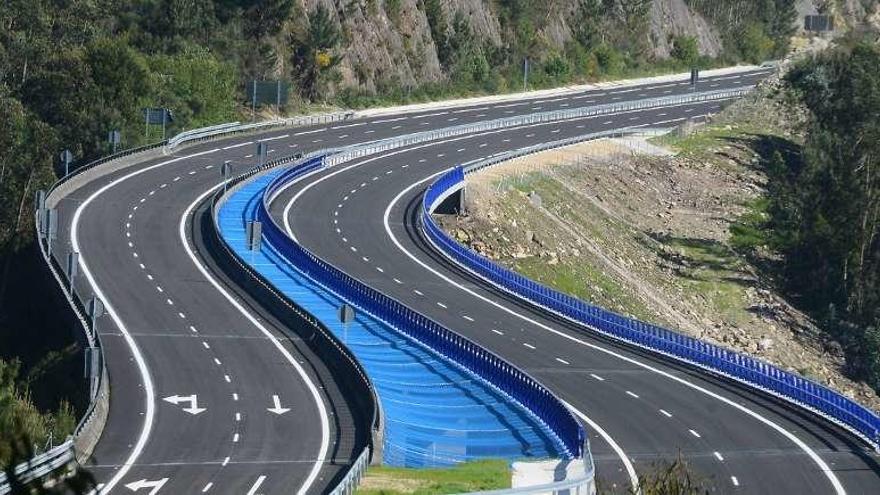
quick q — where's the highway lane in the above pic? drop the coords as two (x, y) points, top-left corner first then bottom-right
(274, 98), (880, 493)
(51, 142), (358, 494)
(49, 66), (771, 493)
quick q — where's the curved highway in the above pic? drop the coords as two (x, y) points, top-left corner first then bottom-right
(49, 66), (880, 494)
(270, 85), (880, 491)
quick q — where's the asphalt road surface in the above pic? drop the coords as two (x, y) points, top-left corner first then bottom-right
(51, 66), (879, 494)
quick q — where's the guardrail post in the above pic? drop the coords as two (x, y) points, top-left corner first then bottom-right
(256, 142), (268, 167)
(60, 149), (74, 177)
(87, 296), (104, 343)
(43, 208), (58, 256)
(66, 252), (79, 294)
(84, 346), (101, 399)
(221, 160), (232, 192)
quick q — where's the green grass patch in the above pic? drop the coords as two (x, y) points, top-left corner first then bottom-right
(658, 237), (751, 325)
(357, 459), (510, 495)
(513, 257), (654, 322)
(650, 125), (747, 156)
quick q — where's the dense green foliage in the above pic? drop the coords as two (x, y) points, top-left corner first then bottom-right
(778, 41), (880, 389)
(0, 0), (805, 475)
(732, 39), (880, 391)
(0, 359), (76, 468)
(357, 459), (510, 494)
(686, 0), (798, 62)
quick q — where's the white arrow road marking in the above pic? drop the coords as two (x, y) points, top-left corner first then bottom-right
(162, 394), (206, 415)
(268, 395), (291, 415)
(246, 476), (267, 495)
(124, 478), (168, 494)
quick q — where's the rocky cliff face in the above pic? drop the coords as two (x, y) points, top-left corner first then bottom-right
(298, 0), (871, 94)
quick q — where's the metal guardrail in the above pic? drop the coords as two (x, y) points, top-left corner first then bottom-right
(421, 133), (880, 452)
(9, 140), (167, 493)
(322, 87), (750, 168)
(458, 461), (596, 495)
(328, 447), (371, 495)
(166, 112), (355, 149)
(258, 152), (587, 460)
(250, 87), (750, 493)
(16, 85), (750, 492)
(208, 150), (383, 468)
(0, 441), (74, 493)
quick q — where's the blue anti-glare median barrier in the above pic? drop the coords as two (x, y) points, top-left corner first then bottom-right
(423, 165), (880, 450)
(217, 160), (578, 467)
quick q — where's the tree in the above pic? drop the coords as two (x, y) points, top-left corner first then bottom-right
(671, 36), (699, 65)
(572, 0), (604, 48)
(768, 0), (798, 55)
(775, 41), (880, 389)
(243, 0), (295, 39)
(0, 92), (57, 301)
(290, 4), (342, 101)
(422, 0), (450, 66)
(737, 24), (774, 63)
(148, 46), (238, 128)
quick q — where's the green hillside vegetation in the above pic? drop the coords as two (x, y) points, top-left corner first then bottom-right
(0, 0), (806, 485)
(734, 38), (880, 391)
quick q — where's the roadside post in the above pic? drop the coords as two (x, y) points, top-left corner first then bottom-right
(221, 160), (232, 192)
(339, 303), (355, 343)
(60, 149), (74, 177)
(67, 251), (79, 294)
(256, 141), (268, 167)
(246, 220), (262, 263)
(108, 130), (121, 154)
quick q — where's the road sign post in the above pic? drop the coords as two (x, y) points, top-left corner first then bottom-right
(246, 221), (262, 251)
(143, 108), (173, 139)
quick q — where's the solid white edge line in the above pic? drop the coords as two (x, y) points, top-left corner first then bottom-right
(278, 147), (637, 491)
(72, 148), (217, 494)
(275, 99), (732, 234)
(181, 182), (330, 495)
(273, 101), (848, 493)
(382, 157), (846, 495)
(563, 400), (639, 490)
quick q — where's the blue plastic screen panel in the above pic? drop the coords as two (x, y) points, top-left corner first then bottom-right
(217, 166), (568, 467)
(423, 166), (880, 449)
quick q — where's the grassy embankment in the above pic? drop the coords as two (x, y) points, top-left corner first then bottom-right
(356, 459), (510, 495)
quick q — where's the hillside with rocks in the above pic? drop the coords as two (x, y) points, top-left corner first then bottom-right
(438, 98), (880, 412)
(301, 0), (879, 97)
